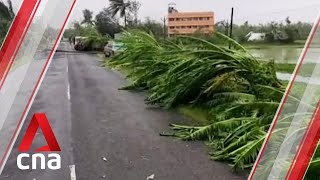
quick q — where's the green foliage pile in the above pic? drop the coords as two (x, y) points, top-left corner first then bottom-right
(0, 0), (14, 44)
(81, 27), (109, 51)
(106, 30), (280, 168)
(105, 30), (320, 176)
(66, 25), (109, 51)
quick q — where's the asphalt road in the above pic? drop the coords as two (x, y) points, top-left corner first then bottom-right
(0, 42), (247, 180)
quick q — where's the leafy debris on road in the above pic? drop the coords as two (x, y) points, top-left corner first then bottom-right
(102, 157), (107, 162)
(147, 174), (155, 180)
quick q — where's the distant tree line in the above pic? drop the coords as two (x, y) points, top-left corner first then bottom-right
(216, 17), (313, 43)
(64, 1), (313, 46)
(64, 0), (166, 46)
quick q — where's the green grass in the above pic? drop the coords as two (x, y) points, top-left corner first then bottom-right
(178, 106), (210, 125)
(281, 80), (320, 106)
(97, 54), (106, 62)
(275, 64), (295, 74)
(243, 41), (306, 49)
(275, 63), (316, 77)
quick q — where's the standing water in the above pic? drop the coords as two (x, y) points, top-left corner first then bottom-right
(249, 47), (320, 64)
(249, 46), (320, 83)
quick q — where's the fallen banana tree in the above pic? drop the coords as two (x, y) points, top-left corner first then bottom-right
(104, 30), (319, 177)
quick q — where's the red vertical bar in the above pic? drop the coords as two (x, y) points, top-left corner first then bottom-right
(286, 100), (320, 180)
(0, 0), (39, 88)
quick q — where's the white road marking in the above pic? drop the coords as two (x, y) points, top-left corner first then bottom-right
(69, 164), (76, 180)
(67, 83), (71, 101)
(66, 61), (70, 101)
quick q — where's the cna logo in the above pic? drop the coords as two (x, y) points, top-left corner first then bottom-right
(17, 113), (61, 170)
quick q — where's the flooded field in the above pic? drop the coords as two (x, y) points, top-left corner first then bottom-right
(249, 46), (320, 64)
(249, 45), (320, 82)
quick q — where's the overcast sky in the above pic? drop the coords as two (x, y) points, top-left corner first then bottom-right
(9, 0), (320, 25)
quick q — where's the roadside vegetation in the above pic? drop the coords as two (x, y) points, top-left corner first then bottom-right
(102, 30), (320, 178)
(60, 0), (320, 177)
(0, 0), (14, 44)
(105, 30), (279, 170)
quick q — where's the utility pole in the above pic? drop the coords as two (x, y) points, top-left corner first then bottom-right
(229, 7), (234, 49)
(162, 17), (167, 40)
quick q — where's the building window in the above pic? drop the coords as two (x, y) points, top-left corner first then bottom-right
(176, 18), (180, 21)
(193, 17), (198, 21)
(188, 26), (192, 29)
(176, 26), (180, 29)
(199, 17), (203, 20)
(169, 18), (174, 21)
(169, 26), (175, 29)
(181, 26), (186, 29)
(193, 26), (198, 29)
(187, 18), (192, 21)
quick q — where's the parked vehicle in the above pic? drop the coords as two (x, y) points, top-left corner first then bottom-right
(74, 36), (88, 51)
(103, 41), (124, 57)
